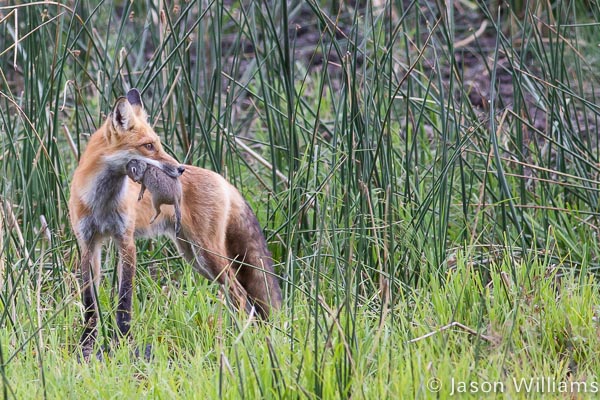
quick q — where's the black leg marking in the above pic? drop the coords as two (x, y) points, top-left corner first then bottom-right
(79, 240), (102, 361)
(116, 239), (136, 339)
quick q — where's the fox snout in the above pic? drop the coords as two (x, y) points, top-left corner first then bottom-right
(161, 162), (185, 178)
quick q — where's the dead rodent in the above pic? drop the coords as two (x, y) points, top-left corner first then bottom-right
(126, 159), (183, 233)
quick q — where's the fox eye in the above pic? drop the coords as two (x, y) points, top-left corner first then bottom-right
(144, 143), (155, 151)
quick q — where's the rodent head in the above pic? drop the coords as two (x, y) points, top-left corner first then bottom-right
(126, 159), (147, 182)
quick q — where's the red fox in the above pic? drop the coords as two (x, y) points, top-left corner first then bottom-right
(68, 89), (282, 360)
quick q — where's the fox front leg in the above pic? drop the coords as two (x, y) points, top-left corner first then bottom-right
(115, 236), (136, 338)
(79, 240), (102, 361)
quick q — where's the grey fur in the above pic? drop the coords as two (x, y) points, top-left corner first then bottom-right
(79, 166), (129, 243)
(126, 159), (183, 233)
(161, 162), (185, 178)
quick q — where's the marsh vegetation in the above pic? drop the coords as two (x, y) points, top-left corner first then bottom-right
(1, 0), (600, 398)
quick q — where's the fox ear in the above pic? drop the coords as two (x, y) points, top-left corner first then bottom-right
(111, 97), (134, 133)
(127, 88), (144, 109)
(126, 88), (147, 119)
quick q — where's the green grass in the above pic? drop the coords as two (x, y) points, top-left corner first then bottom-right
(1, 0), (600, 398)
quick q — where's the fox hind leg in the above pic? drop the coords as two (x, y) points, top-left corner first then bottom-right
(175, 237), (251, 315)
(204, 252), (252, 315)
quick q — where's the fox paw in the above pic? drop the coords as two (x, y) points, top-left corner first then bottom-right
(133, 344), (153, 361)
(78, 344), (108, 363)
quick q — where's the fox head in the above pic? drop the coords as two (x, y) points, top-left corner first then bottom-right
(103, 88), (184, 176)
